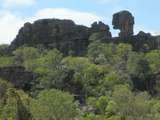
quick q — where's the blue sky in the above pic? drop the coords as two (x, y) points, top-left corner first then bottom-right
(0, 0), (160, 44)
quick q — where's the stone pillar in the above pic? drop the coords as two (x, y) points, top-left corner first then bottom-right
(112, 10), (134, 38)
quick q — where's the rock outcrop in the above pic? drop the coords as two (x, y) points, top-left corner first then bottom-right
(11, 19), (90, 56)
(9, 10), (160, 55)
(91, 21), (112, 38)
(112, 10), (134, 38)
(0, 66), (37, 91)
(10, 19), (112, 56)
(89, 21), (112, 42)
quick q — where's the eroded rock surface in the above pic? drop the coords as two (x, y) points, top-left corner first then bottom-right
(9, 10), (160, 55)
(10, 19), (113, 56)
(11, 19), (90, 56)
(89, 21), (112, 42)
(0, 66), (37, 91)
(112, 10), (134, 38)
(91, 21), (112, 37)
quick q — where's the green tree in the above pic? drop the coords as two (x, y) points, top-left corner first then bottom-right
(31, 49), (65, 94)
(87, 42), (116, 64)
(87, 42), (132, 65)
(105, 100), (119, 118)
(145, 50), (160, 74)
(0, 44), (10, 56)
(112, 84), (151, 120)
(30, 89), (80, 120)
(63, 56), (112, 97)
(0, 56), (13, 67)
(13, 46), (40, 70)
(0, 79), (32, 120)
(103, 71), (132, 91)
(127, 52), (151, 91)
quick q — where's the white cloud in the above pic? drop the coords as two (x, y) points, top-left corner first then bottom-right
(32, 8), (104, 26)
(0, 11), (24, 44)
(0, 8), (104, 44)
(152, 31), (160, 36)
(134, 25), (160, 36)
(3, 0), (36, 7)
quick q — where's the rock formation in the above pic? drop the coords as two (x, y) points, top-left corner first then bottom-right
(10, 19), (112, 56)
(89, 21), (112, 42)
(0, 66), (37, 91)
(91, 21), (112, 38)
(9, 10), (160, 56)
(112, 10), (134, 38)
(11, 19), (90, 56)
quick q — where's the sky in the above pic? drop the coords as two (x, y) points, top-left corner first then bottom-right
(0, 0), (160, 44)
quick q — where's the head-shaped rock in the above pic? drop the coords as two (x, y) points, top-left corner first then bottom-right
(112, 10), (134, 38)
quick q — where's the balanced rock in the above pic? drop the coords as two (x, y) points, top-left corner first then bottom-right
(112, 10), (134, 38)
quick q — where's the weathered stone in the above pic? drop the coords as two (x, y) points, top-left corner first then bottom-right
(11, 19), (90, 56)
(0, 66), (37, 91)
(9, 10), (160, 56)
(112, 10), (134, 38)
(89, 21), (112, 42)
(91, 21), (110, 33)
(91, 21), (112, 39)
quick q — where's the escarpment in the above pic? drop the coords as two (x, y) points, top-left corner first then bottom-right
(10, 18), (113, 56)
(10, 10), (160, 55)
(3, 10), (160, 91)
(11, 19), (90, 56)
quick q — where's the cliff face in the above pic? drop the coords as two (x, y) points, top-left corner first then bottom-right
(10, 19), (112, 56)
(10, 10), (160, 55)
(11, 19), (90, 56)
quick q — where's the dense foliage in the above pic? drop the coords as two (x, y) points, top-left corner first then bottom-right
(0, 40), (160, 120)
